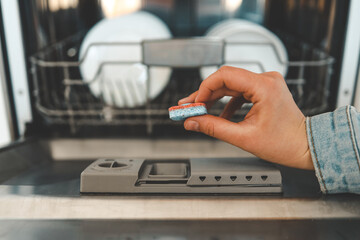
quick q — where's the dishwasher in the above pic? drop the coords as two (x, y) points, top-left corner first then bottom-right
(0, 0), (360, 239)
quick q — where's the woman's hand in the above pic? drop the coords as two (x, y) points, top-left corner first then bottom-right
(179, 66), (313, 170)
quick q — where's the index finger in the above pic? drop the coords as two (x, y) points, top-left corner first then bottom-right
(178, 91), (198, 105)
(195, 66), (259, 103)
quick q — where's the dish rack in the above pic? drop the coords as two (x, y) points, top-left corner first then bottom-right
(30, 33), (335, 134)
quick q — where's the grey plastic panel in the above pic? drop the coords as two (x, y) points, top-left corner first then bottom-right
(80, 158), (282, 194)
(187, 158), (281, 186)
(137, 160), (190, 184)
(142, 38), (224, 67)
(80, 158), (143, 193)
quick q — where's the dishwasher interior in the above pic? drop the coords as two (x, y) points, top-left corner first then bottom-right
(21, 0), (346, 137)
(0, 138), (322, 197)
(30, 27), (334, 135)
(1, 2), (360, 235)
(18, 0), (339, 195)
(1, 0), (356, 197)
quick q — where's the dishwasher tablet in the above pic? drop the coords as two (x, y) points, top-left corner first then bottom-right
(169, 103), (207, 121)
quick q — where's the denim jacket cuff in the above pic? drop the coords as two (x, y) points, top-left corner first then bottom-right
(306, 106), (360, 194)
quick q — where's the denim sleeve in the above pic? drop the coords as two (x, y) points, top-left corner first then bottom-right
(306, 105), (360, 194)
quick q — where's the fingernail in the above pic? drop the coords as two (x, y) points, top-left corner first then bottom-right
(185, 120), (200, 132)
(178, 97), (187, 104)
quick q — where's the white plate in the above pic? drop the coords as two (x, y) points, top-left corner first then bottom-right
(205, 19), (255, 36)
(201, 19), (288, 103)
(79, 11), (172, 108)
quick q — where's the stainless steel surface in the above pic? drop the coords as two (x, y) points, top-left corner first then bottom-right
(1, 219), (360, 240)
(1, 139), (360, 220)
(49, 138), (254, 160)
(336, 0), (360, 107)
(354, 62), (360, 109)
(0, 162), (359, 220)
(0, 0), (32, 136)
(0, 37), (14, 142)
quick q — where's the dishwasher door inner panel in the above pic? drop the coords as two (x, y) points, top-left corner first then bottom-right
(80, 158), (282, 194)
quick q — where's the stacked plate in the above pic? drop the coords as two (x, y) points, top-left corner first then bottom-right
(201, 19), (288, 103)
(79, 11), (172, 108)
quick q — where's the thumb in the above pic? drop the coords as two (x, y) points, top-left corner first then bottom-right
(184, 114), (250, 146)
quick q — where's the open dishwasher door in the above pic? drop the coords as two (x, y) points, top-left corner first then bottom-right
(1, 138), (360, 239)
(1, 0), (360, 238)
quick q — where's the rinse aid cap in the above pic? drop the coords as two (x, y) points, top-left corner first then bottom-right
(168, 103), (208, 121)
